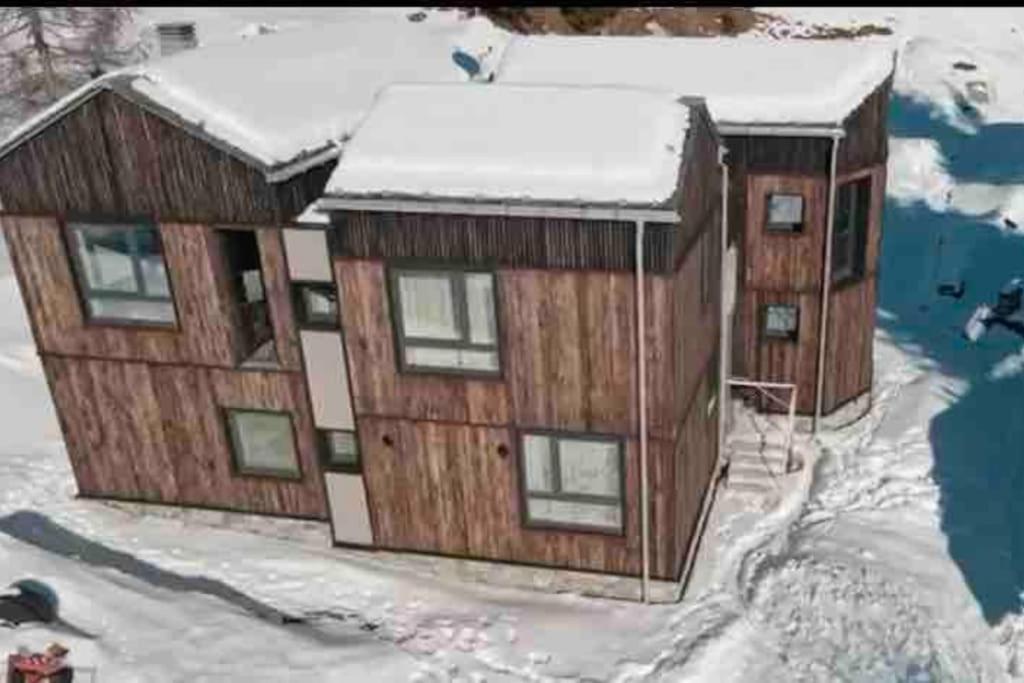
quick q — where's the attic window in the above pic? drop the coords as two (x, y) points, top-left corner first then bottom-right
(766, 194), (804, 233)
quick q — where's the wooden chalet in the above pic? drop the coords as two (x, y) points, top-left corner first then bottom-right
(0, 27), (895, 602)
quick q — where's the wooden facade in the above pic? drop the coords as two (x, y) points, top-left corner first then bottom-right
(728, 77), (891, 415)
(329, 102), (724, 579)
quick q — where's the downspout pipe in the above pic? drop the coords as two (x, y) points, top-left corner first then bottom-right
(635, 218), (650, 603)
(813, 133), (843, 432)
(717, 145), (730, 463)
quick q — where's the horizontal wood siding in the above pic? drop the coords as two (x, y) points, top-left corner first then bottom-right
(331, 211), (679, 273)
(43, 355), (327, 518)
(0, 90), (332, 224)
(359, 415), (682, 578)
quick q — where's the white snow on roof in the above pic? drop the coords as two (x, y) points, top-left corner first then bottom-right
(127, 14), (510, 168)
(497, 35), (896, 126)
(0, 10), (511, 171)
(325, 84), (689, 206)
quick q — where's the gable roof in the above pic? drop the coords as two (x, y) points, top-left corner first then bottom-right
(496, 35), (897, 128)
(323, 83), (691, 208)
(0, 13), (511, 182)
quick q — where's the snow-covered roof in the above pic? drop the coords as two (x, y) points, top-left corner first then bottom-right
(0, 12), (511, 180)
(497, 35), (897, 127)
(323, 84), (691, 207)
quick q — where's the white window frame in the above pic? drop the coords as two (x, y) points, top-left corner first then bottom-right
(388, 266), (501, 376)
(518, 431), (625, 534)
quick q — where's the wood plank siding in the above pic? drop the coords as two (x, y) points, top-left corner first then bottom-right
(42, 355), (327, 518)
(0, 89), (332, 223)
(728, 78), (891, 414)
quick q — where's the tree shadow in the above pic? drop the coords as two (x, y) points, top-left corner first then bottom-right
(0, 510), (374, 645)
(878, 94), (1024, 624)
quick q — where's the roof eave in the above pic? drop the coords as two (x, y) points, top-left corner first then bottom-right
(316, 194), (681, 224)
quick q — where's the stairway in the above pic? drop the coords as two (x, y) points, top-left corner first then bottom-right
(724, 400), (806, 495)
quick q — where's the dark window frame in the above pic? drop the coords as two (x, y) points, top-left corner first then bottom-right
(292, 281), (339, 330)
(62, 216), (180, 329)
(517, 429), (626, 536)
(764, 193), (806, 234)
(318, 428), (361, 474)
(386, 264), (502, 379)
(762, 303), (800, 342)
(831, 175), (872, 286)
(223, 407), (303, 481)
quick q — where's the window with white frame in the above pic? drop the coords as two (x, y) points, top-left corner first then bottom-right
(520, 432), (623, 533)
(765, 193), (804, 233)
(763, 303), (799, 341)
(390, 268), (499, 374)
(67, 220), (176, 325)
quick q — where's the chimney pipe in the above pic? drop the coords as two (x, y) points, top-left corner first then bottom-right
(156, 22), (198, 58)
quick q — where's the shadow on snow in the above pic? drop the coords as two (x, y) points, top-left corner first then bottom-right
(878, 94), (1024, 624)
(0, 510), (375, 645)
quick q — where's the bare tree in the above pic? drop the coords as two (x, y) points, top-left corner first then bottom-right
(0, 8), (138, 131)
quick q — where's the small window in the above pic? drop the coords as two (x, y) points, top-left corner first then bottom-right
(763, 304), (799, 341)
(832, 176), (871, 284)
(320, 429), (360, 472)
(67, 220), (176, 325)
(766, 194), (804, 233)
(293, 283), (338, 328)
(225, 409), (300, 479)
(390, 268), (499, 375)
(520, 432), (623, 533)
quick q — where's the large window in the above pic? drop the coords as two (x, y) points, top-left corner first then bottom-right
(832, 176), (872, 284)
(225, 409), (300, 479)
(765, 193), (804, 233)
(520, 432), (624, 533)
(67, 221), (176, 325)
(389, 268), (499, 375)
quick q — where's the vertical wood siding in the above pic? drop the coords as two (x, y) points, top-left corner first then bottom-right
(43, 356), (327, 518)
(0, 90), (331, 223)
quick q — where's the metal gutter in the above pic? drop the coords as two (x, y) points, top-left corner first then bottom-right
(316, 196), (680, 224)
(716, 123), (846, 139)
(265, 145), (341, 183)
(635, 218), (650, 604)
(813, 133), (843, 432)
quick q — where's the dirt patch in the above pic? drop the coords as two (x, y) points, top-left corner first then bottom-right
(475, 7), (771, 37)
(473, 7), (894, 40)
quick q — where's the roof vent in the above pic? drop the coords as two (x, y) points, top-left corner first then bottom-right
(156, 22), (198, 57)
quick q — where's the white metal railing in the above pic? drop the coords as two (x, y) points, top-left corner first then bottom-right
(726, 378), (798, 472)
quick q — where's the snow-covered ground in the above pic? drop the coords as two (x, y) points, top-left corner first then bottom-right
(4, 6), (1024, 682)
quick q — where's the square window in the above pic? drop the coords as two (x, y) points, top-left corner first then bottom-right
(766, 194), (804, 233)
(320, 429), (360, 472)
(293, 283), (338, 328)
(67, 220), (176, 326)
(520, 432), (623, 533)
(226, 409), (300, 478)
(391, 268), (500, 375)
(763, 304), (799, 341)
